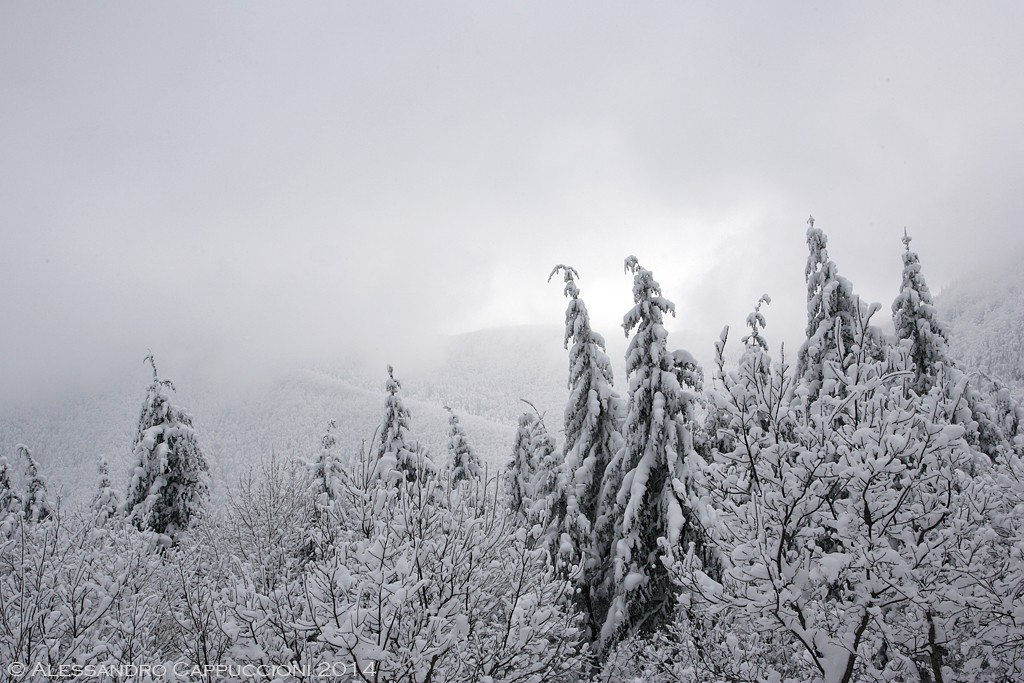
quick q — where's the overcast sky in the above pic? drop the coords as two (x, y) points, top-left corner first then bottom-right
(2, 2), (1023, 403)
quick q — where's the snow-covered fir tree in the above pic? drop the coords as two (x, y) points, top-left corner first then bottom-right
(17, 444), (51, 523)
(0, 457), (21, 533)
(524, 408), (565, 542)
(0, 458), (13, 510)
(309, 420), (344, 504)
(91, 455), (120, 521)
(549, 264), (626, 638)
(891, 232), (1018, 460)
(502, 401), (565, 543)
(373, 365), (410, 463)
(445, 406), (482, 485)
(595, 256), (714, 652)
(506, 412), (539, 520)
(795, 216), (883, 401)
(123, 355), (209, 541)
(892, 229), (952, 395)
(371, 365), (433, 484)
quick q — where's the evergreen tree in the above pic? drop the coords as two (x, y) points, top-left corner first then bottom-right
(892, 229), (952, 395)
(91, 455), (120, 521)
(506, 412), (538, 520)
(891, 232), (1015, 460)
(309, 420), (344, 504)
(794, 216), (883, 401)
(525, 408), (564, 536)
(18, 444), (51, 523)
(549, 264), (625, 638)
(371, 365), (433, 484)
(445, 407), (482, 485)
(124, 355), (209, 541)
(596, 256), (712, 651)
(0, 456), (21, 531)
(373, 365), (410, 463)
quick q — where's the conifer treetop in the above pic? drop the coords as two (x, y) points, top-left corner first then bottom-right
(549, 264), (595, 352)
(623, 256), (676, 339)
(124, 355), (208, 540)
(742, 294), (772, 353)
(795, 217), (874, 400)
(18, 444), (51, 523)
(374, 364), (411, 462)
(548, 261), (625, 641)
(445, 405), (482, 485)
(594, 256), (712, 650)
(892, 229), (951, 395)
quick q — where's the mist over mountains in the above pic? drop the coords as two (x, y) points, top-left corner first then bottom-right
(4, 247), (1022, 511)
(937, 248), (1024, 390)
(0, 325), (576, 507)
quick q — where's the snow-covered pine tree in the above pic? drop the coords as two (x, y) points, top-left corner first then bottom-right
(795, 216), (883, 401)
(124, 355), (209, 541)
(549, 264), (625, 637)
(525, 407), (565, 542)
(506, 412), (538, 521)
(0, 457), (21, 532)
(371, 365), (432, 484)
(373, 365), (410, 463)
(310, 420), (344, 504)
(18, 444), (51, 523)
(596, 256), (712, 651)
(891, 232), (1016, 460)
(892, 229), (952, 395)
(91, 455), (120, 521)
(445, 406), (482, 485)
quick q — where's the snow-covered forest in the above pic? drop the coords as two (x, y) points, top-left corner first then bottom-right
(2, 221), (1023, 683)
(938, 250), (1024, 392)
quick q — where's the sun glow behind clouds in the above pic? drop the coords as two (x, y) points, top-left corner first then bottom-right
(450, 204), (796, 367)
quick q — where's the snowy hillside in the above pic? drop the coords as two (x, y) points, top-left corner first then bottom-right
(0, 325), (575, 507)
(937, 248), (1024, 390)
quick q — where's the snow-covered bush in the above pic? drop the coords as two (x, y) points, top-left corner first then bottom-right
(216, 446), (589, 682)
(302, 461), (588, 681)
(0, 510), (173, 676)
(671, 296), (1024, 683)
(221, 453), (315, 593)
